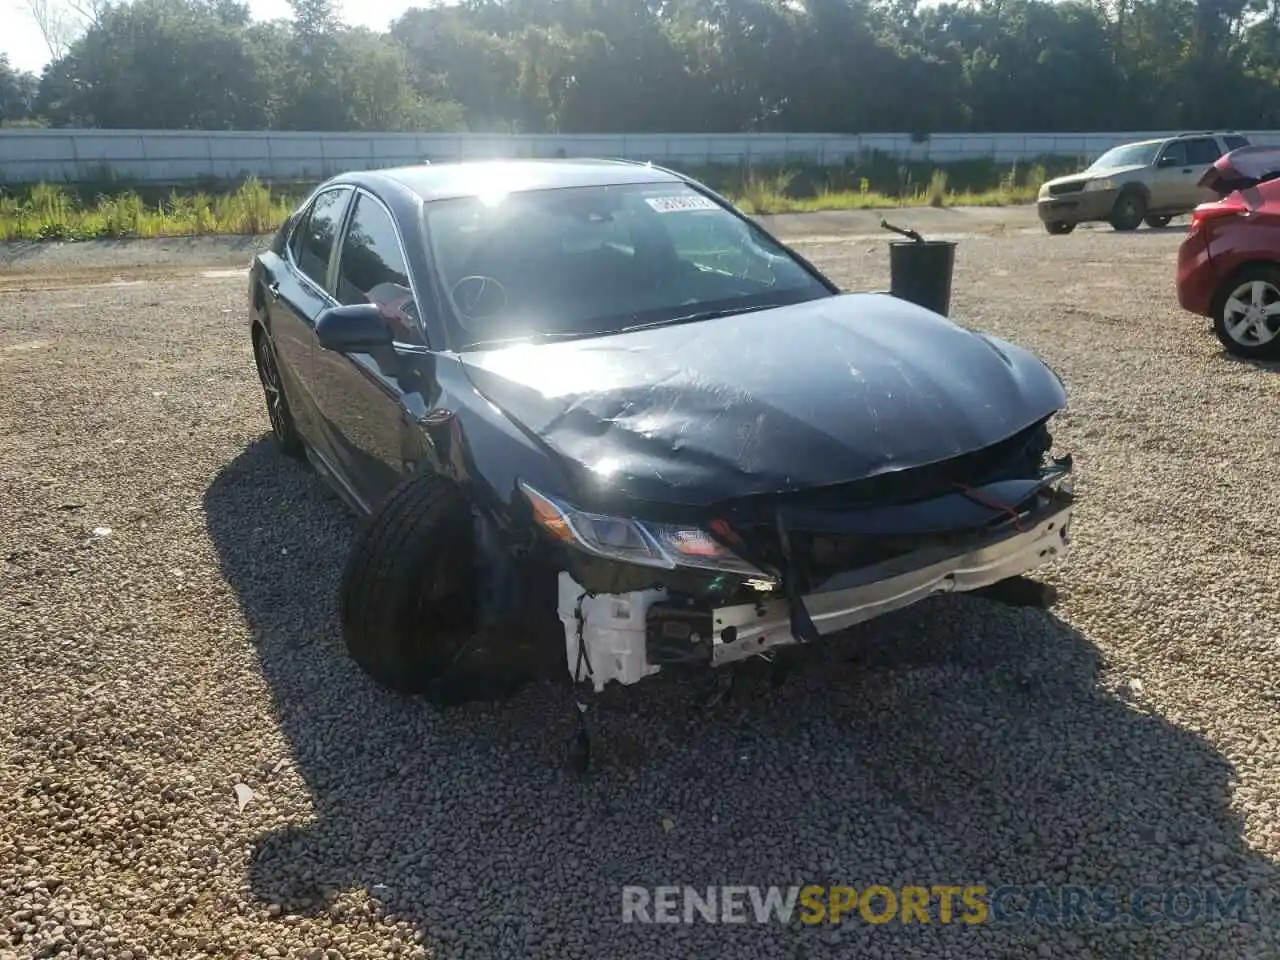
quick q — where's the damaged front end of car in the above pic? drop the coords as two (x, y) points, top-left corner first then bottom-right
(517, 415), (1075, 695)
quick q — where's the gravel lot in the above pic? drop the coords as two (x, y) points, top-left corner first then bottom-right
(3, 215), (1279, 959)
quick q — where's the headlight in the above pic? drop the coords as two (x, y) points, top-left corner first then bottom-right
(1085, 178), (1116, 191)
(520, 482), (768, 578)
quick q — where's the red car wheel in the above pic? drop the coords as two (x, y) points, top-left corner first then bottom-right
(1211, 265), (1280, 359)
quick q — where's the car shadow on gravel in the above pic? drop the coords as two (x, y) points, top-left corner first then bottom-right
(205, 439), (1280, 960)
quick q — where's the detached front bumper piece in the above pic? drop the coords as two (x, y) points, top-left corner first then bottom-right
(556, 488), (1073, 693)
(708, 502), (1071, 666)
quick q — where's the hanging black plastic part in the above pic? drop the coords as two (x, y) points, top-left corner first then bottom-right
(694, 667), (737, 709)
(568, 591), (594, 775)
(569, 700), (591, 775)
(774, 508), (821, 644)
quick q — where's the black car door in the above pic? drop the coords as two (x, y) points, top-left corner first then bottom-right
(310, 188), (430, 511)
(264, 185), (354, 444)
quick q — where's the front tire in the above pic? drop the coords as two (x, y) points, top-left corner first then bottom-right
(1045, 221), (1075, 236)
(339, 474), (480, 697)
(1210, 265), (1280, 360)
(1109, 190), (1146, 231)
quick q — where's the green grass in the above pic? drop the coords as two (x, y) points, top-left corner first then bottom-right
(722, 160), (1050, 215)
(0, 178), (302, 242)
(0, 156), (1072, 242)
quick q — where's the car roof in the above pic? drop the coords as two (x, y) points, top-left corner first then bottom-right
(1106, 133), (1234, 153)
(1108, 137), (1167, 150)
(343, 158), (688, 203)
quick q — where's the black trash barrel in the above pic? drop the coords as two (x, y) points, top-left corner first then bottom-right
(888, 239), (957, 317)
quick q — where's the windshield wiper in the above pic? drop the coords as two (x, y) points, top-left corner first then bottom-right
(462, 329), (600, 350)
(610, 303), (777, 336)
(462, 304), (778, 350)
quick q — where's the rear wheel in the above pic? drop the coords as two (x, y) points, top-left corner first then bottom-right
(1211, 265), (1280, 359)
(1144, 214), (1173, 229)
(1109, 190), (1146, 231)
(339, 473), (482, 699)
(1044, 221), (1075, 236)
(253, 328), (305, 460)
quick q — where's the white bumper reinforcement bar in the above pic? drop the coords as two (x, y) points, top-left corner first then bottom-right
(708, 503), (1073, 666)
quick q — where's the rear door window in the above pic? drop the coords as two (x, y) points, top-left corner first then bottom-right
(1224, 135), (1250, 152)
(1184, 138), (1223, 165)
(293, 188), (352, 292)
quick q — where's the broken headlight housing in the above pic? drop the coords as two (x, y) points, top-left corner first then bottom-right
(520, 482), (767, 578)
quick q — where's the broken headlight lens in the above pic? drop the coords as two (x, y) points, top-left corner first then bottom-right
(521, 482), (767, 577)
(642, 524), (765, 576)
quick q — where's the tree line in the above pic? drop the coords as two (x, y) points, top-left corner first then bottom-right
(2, 0), (1279, 135)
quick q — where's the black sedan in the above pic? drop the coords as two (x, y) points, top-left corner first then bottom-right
(248, 158), (1075, 746)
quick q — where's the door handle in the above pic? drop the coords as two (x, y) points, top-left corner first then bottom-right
(267, 281), (281, 301)
(1182, 168), (1192, 173)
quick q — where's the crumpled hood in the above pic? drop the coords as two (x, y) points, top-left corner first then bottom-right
(460, 293), (1067, 507)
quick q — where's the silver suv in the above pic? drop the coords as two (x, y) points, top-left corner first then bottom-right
(1037, 132), (1251, 234)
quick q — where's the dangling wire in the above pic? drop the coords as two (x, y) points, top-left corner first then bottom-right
(952, 482), (1028, 532)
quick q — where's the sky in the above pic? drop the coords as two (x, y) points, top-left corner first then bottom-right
(2, 0), (413, 74)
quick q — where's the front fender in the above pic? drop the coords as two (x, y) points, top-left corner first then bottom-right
(404, 356), (577, 529)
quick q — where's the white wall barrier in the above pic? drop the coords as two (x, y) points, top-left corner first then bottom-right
(4, 129), (1280, 184)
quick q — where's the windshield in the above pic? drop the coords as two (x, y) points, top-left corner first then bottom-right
(423, 182), (832, 350)
(1088, 142), (1160, 171)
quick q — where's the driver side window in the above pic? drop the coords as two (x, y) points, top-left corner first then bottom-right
(1160, 142), (1187, 167)
(334, 193), (423, 344)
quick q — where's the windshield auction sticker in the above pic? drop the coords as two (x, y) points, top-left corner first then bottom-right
(645, 195), (720, 213)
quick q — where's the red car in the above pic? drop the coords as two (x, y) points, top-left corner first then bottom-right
(1177, 146), (1280, 358)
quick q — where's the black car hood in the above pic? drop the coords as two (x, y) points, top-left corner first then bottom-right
(460, 293), (1067, 507)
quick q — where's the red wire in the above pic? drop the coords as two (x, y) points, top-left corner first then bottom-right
(952, 482), (1028, 532)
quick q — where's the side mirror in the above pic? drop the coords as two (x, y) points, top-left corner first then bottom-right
(1157, 155), (1180, 168)
(315, 302), (393, 352)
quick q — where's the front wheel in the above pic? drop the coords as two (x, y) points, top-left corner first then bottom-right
(1211, 266), (1280, 360)
(339, 474), (480, 697)
(1144, 214), (1173, 229)
(1109, 191), (1146, 231)
(1045, 221), (1075, 236)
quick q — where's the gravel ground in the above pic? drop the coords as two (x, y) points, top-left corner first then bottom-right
(3, 218), (1279, 960)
